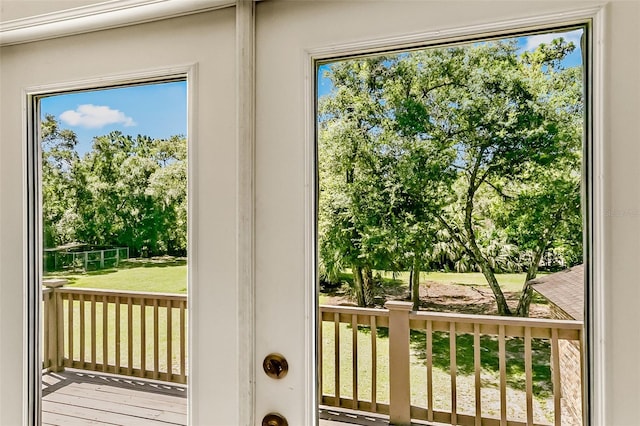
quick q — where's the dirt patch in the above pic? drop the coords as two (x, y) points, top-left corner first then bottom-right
(416, 281), (550, 318)
(322, 280), (551, 318)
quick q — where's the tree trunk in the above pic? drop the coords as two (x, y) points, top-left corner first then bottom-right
(408, 268), (413, 296)
(515, 249), (544, 317)
(362, 265), (375, 307)
(412, 260), (421, 311)
(352, 264), (365, 307)
(478, 260), (512, 316)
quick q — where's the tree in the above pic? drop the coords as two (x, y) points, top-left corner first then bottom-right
(319, 36), (583, 315)
(389, 39), (582, 315)
(318, 58), (392, 306)
(41, 114), (79, 248)
(73, 132), (187, 257)
(41, 116), (188, 261)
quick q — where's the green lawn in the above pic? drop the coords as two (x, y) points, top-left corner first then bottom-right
(45, 258), (187, 293)
(376, 270), (544, 293)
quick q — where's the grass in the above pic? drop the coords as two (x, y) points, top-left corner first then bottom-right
(45, 258), (187, 293)
(376, 270), (546, 293)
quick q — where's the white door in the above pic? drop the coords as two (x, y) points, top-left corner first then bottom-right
(0, 6), (241, 426)
(251, 2), (624, 426)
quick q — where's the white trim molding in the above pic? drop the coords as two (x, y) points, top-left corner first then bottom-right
(0, 0), (234, 46)
(21, 63), (198, 426)
(235, 1), (256, 425)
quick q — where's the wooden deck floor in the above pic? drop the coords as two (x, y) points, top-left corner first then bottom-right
(41, 369), (414, 426)
(42, 369), (187, 426)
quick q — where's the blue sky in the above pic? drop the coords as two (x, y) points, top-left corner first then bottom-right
(41, 81), (187, 156)
(317, 29), (583, 98)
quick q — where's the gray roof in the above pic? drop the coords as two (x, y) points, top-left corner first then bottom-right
(529, 264), (584, 320)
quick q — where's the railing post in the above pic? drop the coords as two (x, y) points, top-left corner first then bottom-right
(43, 278), (67, 372)
(385, 301), (413, 426)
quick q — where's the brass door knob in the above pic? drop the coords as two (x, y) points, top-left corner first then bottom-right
(263, 353), (288, 379)
(262, 412), (288, 426)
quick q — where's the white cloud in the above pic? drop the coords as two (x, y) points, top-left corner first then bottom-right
(524, 29), (582, 52)
(59, 104), (136, 128)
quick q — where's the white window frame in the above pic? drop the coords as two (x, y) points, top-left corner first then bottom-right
(23, 64), (198, 425)
(304, 7), (605, 424)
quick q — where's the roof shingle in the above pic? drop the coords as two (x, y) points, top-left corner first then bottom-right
(529, 264), (584, 320)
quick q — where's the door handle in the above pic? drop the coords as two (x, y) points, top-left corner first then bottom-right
(262, 353), (288, 379)
(262, 412), (288, 426)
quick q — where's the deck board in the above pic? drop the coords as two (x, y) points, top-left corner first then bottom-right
(42, 369), (187, 426)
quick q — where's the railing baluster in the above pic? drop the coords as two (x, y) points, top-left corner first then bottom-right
(102, 296), (108, 372)
(43, 292), (50, 368)
(525, 326), (533, 426)
(499, 324), (507, 426)
(474, 322), (481, 426)
(115, 296), (121, 372)
(319, 311), (324, 398)
(140, 298), (146, 377)
(450, 322), (457, 425)
(167, 300), (173, 381)
(352, 314), (358, 409)
(68, 295), (74, 366)
(127, 297), (133, 375)
(552, 327), (561, 426)
(91, 294), (96, 370)
(153, 298), (159, 379)
(180, 300), (186, 382)
(579, 329), (585, 426)
(79, 294), (85, 365)
(56, 291), (64, 371)
(427, 319), (433, 422)
(334, 312), (340, 405)
(370, 315), (377, 412)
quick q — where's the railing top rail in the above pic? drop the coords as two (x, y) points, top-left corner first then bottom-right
(319, 304), (389, 317)
(319, 304), (583, 330)
(409, 309), (583, 329)
(54, 286), (187, 301)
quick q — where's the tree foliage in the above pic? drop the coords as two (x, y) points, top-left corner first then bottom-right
(42, 115), (187, 259)
(318, 37), (583, 315)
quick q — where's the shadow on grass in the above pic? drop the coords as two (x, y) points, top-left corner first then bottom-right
(349, 324), (552, 398)
(408, 330), (552, 397)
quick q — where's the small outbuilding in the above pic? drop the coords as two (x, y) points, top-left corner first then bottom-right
(529, 264), (584, 425)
